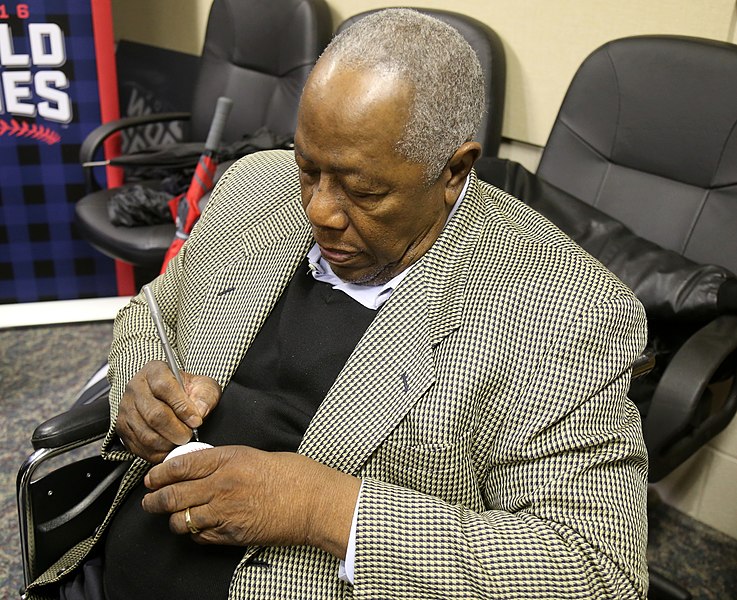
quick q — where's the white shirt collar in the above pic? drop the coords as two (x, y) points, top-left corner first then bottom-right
(307, 174), (470, 310)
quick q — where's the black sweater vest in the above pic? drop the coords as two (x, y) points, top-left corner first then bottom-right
(103, 260), (376, 600)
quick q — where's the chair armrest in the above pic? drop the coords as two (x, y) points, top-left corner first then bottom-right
(31, 396), (111, 451)
(644, 315), (737, 481)
(80, 111), (191, 191)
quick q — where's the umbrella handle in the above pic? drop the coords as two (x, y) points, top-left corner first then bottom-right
(205, 97), (234, 152)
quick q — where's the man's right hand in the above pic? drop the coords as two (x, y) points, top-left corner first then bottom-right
(116, 361), (221, 463)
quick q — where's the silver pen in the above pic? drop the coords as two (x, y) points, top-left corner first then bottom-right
(142, 284), (200, 442)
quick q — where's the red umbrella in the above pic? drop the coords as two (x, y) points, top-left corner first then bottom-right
(160, 96), (233, 273)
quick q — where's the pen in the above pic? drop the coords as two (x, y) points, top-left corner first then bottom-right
(142, 284), (200, 442)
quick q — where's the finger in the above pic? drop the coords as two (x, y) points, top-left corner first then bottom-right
(131, 387), (193, 447)
(142, 472), (213, 514)
(142, 481), (196, 514)
(115, 412), (173, 463)
(144, 447), (219, 491)
(169, 508), (193, 535)
(116, 394), (176, 463)
(189, 529), (221, 545)
(169, 505), (213, 537)
(172, 506), (229, 546)
(138, 363), (197, 445)
(184, 373), (221, 420)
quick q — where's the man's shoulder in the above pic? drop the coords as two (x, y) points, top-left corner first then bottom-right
(472, 177), (641, 309)
(219, 149), (299, 191)
(200, 149), (302, 226)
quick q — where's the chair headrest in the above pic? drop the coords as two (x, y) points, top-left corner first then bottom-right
(554, 35), (737, 189)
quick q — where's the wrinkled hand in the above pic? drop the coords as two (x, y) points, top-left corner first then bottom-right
(141, 446), (361, 559)
(116, 360), (221, 463)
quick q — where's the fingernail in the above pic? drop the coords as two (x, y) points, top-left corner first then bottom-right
(195, 400), (209, 417)
(177, 433), (192, 446)
(185, 415), (202, 428)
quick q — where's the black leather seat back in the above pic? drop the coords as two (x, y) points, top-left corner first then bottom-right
(190, 0), (332, 142)
(73, 0), (331, 280)
(336, 8), (506, 157)
(537, 35), (737, 274)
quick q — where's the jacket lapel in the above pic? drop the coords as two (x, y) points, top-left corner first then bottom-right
(186, 200), (313, 386)
(299, 172), (486, 475)
(298, 271), (436, 474)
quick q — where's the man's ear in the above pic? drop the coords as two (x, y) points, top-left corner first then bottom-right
(444, 141), (482, 205)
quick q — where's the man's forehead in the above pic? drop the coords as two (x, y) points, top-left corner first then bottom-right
(298, 69), (410, 140)
(307, 57), (409, 98)
(293, 140), (391, 185)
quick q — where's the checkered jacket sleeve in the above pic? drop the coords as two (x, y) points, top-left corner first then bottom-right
(103, 150), (311, 457)
(353, 294), (648, 599)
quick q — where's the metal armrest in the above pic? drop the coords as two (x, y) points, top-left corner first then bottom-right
(644, 315), (737, 481)
(648, 567), (693, 600)
(18, 395), (118, 590)
(79, 111), (191, 191)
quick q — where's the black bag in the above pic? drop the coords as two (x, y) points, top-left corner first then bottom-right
(106, 127), (293, 227)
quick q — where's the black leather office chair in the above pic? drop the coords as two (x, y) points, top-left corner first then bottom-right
(536, 34), (737, 481)
(477, 34), (737, 600)
(336, 8), (506, 158)
(75, 0), (332, 286)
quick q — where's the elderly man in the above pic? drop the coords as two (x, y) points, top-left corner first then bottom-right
(31, 8), (649, 600)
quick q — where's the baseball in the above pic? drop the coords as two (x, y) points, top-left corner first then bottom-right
(164, 441), (214, 462)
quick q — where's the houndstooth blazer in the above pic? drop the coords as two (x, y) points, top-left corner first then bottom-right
(29, 150), (649, 599)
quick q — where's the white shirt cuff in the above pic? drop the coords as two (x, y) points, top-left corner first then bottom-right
(338, 482), (362, 584)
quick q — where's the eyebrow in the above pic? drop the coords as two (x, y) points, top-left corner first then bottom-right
(294, 143), (382, 184)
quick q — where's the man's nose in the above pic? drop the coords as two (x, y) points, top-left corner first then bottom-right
(304, 176), (349, 230)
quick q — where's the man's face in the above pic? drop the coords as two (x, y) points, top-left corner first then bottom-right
(294, 60), (455, 286)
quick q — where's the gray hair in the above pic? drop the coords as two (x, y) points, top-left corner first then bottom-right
(323, 8), (485, 182)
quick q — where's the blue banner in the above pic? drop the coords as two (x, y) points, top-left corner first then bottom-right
(0, 0), (117, 303)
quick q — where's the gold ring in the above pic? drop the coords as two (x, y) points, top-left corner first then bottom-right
(184, 507), (200, 534)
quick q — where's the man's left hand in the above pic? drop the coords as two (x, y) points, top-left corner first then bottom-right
(141, 446), (361, 559)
